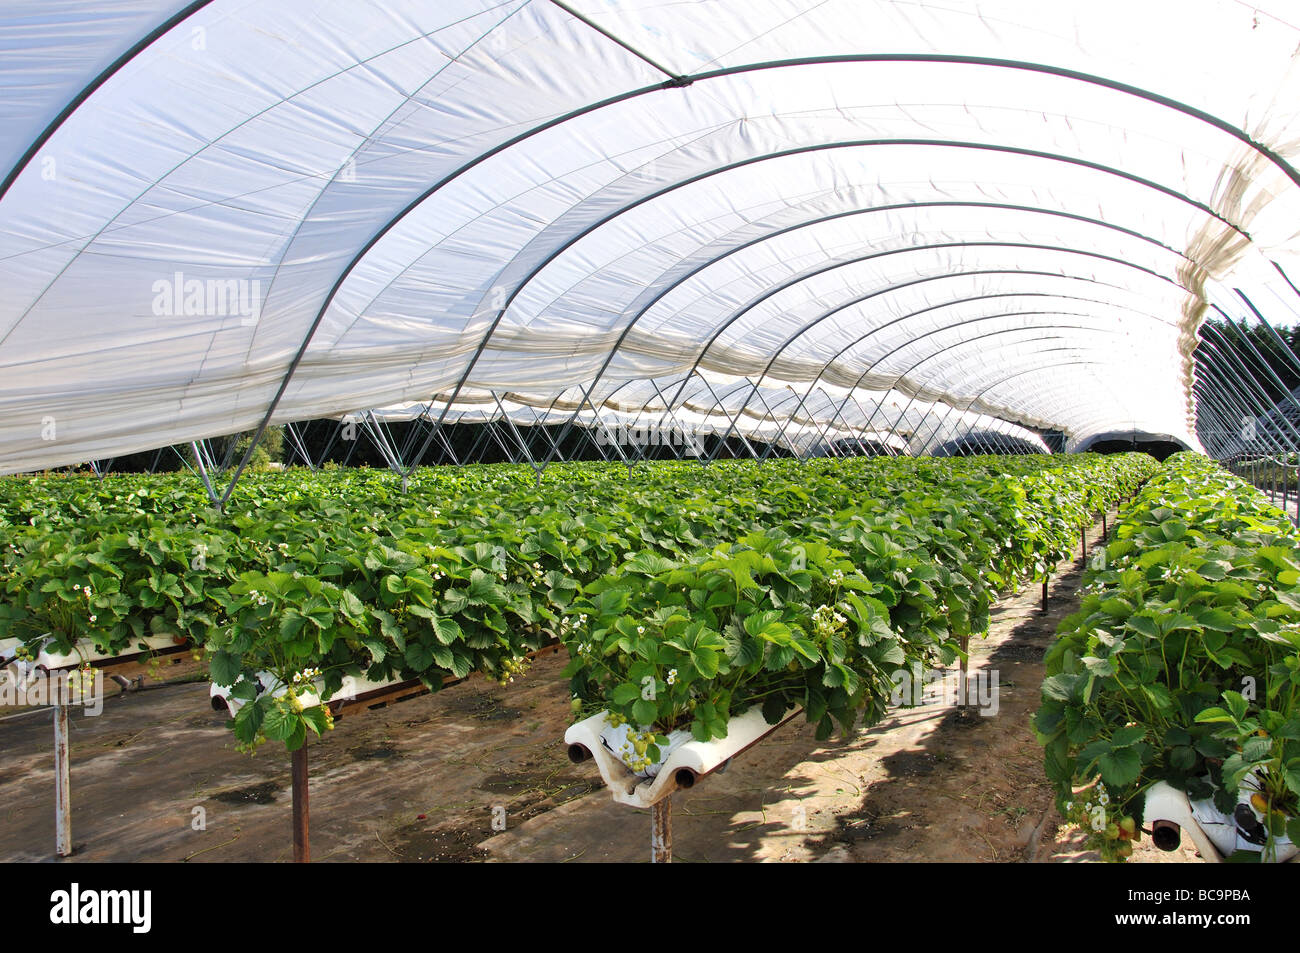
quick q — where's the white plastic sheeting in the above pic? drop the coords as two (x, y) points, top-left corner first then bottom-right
(3, 0), (1300, 472)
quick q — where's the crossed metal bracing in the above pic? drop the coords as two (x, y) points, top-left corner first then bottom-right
(316, 366), (1053, 481)
(1190, 266), (1300, 463)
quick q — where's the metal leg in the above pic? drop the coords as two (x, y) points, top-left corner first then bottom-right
(292, 745), (309, 863)
(55, 703), (72, 857)
(958, 634), (970, 710)
(651, 796), (671, 864)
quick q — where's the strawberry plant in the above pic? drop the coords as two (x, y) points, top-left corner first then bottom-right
(1037, 452), (1300, 860)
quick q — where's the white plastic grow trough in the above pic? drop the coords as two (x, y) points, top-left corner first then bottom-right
(1, 633), (181, 691)
(209, 671), (425, 717)
(565, 704), (802, 809)
(1144, 781), (1298, 863)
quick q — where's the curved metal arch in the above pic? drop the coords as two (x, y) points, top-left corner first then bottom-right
(833, 334), (1124, 451)
(724, 327), (1118, 462)
(919, 349), (1127, 447)
(722, 308), (1144, 454)
(0, 0), (218, 200)
(547, 242), (1186, 461)
(207, 50), (1297, 494)
(358, 134), (1248, 484)
(1190, 374), (1286, 456)
(664, 256), (1179, 403)
(962, 356), (1118, 439)
(681, 282), (1169, 446)
(12, 46), (1296, 214)
(616, 199), (1193, 333)
(8, 32), (1289, 482)
(1193, 375), (1281, 458)
(592, 207), (1195, 385)
(919, 354), (1095, 455)
(1190, 376), (1258, 449)
(531, 196), (1199, 458)
(830, 324), (1134, 433)
(441, 134), (1240, 384)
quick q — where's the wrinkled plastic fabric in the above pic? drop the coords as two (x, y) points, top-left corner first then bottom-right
(3, 0), (1300, 472)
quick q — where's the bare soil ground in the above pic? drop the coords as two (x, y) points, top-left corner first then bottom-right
(0, 512), (1203, 863)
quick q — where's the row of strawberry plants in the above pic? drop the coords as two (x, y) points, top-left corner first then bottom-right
(558, 456), (1156, 764)
(1, 454), (1154, 752)
(1036, 452), (1300, 860)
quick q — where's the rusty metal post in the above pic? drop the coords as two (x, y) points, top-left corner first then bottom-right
(292, 745), (309, 863)
(1102, 511), (1107, 539)
(958, 633), (970, 704)
(1041, 577), (1049, 613)
(1080, 525), (1087, 560)
(54, 702), (72, 857)
(651, 796), (671, 863)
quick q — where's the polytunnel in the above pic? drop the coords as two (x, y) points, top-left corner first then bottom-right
(4, 0), (1300, 479)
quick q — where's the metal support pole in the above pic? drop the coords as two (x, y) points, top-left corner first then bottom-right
(649, 378), (706, 463)
(398, 400), (436, 463)
(486, 420), (521, 464)
(844, 393), (884, 455)
(1199, 326), (1300, 451)
(433, 419), (462, 467)
(749, 388), (791, 461)
(292, 745), (309, 863)
(190, 441), (221, 506)
(808, 386), (858, 459)
(1041, 578), (1049, 613)
(651, 796), (671, 864)
(957, 633), (970, 711)
(758, 386), (817, 464)
(698, 376), (759, 463)
(55, 702), (72, 857)
(914, 401), (960, 456)
(284, 421), (318, 471)
(492, 393), (541, 473)
(460, 415), (497, 464)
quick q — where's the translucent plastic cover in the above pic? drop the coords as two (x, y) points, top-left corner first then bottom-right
(3, 0), (1300, 471)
